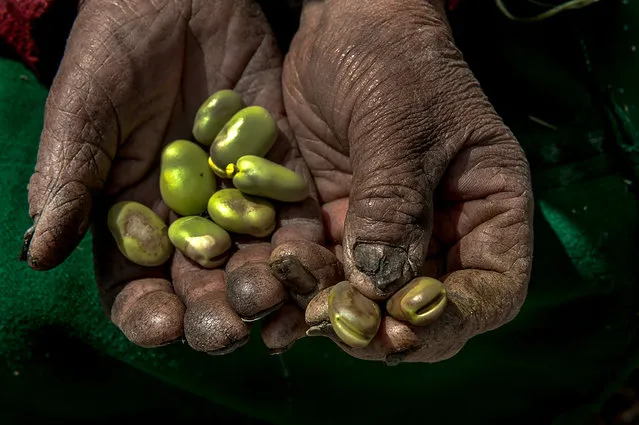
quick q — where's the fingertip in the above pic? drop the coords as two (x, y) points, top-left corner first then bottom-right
(25, 182), (93, 270)
(304, 286), (332, 326)
(375, 316), (420, 354)
(226, 262), (288, 321)
(170, 250), (250, 354)
(261, 303), (308, 354)
(184, 291), (250, 354)
(269, 240), (344, 308)
(347, 242), (416, 300)
(111, 279), (185, 348)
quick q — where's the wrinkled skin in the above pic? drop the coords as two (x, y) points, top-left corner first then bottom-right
(21, 0), (534, 364)
(272, 0), (534, 363)
(21, 0), (322, 353)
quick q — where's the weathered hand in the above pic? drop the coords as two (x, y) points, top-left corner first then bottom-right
(20, 0), (323, 354)
(276, 0), (534, 363)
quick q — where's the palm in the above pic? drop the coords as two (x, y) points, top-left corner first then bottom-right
(87, 0), (288, 290)
(25, 0), (323, 353)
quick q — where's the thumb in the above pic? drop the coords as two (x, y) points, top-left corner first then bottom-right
(19, 4), (122, 270)
(337, 18), (487, 300)
(341, 124), (450, 300)
(20, 2), (185, 270)
(20, 53), (117, 270)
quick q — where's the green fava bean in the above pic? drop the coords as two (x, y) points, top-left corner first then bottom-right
(168, 216), (232, 268)
(192, 90), (244, 147)
(386, 277), (447, 326)
(227, 155), (309, 202)
(107, 201), (173, 267)
(209, 106), (277, 178)
(207, 189), (276, 238)
(160, 139), (216, 216)
(328, 281), (382, 349)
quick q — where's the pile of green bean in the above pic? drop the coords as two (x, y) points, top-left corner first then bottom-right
(107, 90), (308, 270)
(106, 90), (448, 350)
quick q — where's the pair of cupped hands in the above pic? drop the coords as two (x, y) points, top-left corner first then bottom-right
(21, 0), (533, 364)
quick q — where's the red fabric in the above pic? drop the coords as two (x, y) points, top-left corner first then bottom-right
(0, 0), (52, 70)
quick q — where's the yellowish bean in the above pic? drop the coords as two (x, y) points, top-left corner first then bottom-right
(227, 155), (309, 202)
(107, 201), (173, 267)
(386, 277), (447, 326)
(192, 90), (244, 147)
(328, 281), (381, 349)
(207, 188), (276, 238)
(209, 106), (277, 178)
(160, 139), (216, 216)
(168, 216), (232, 268)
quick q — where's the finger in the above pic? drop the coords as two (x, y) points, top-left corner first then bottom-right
(304, 287), (370, 354)
(269, 240), (343, 308)
(304, 235), (531, 363)
(263, 127), (329, 310)
(428, 139), (533, 338)
(261, 302), (308, 354)
(21, 39), (116, 269)
(110, 278), (185, 348)
(341, 124), (444, 302)
(225, 242), (288, 322)
(366, 272), (520, 365)
(226, 18), (327, 320)
(21, 2), (185, 270)
(171, 250), (250, 355)
(226, 263), (288, 322)
(321, 198), (348, 244)
(94, 191), (184, 348)
(265, 147), (327, 309)
(304, 281), (447, 362)
(306, 142), (533, 363)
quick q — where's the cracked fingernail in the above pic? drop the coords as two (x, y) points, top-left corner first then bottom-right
(353, 243), (411, 292)
(270, 256), (317, 294)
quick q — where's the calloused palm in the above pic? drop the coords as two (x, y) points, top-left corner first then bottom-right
(22, 0), (323, 354)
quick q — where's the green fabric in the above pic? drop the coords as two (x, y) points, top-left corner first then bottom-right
(1, 2), (638, 424)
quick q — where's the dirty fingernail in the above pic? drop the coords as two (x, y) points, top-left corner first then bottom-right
(353, 243), (411, 292)
(269, 345), (290, 355)
(306, 322), (332, 337)
(240, 300), (286, 323)
(385, 352), (407, 366)
(19, 225), (35, 262)
(270, 256), (317, 294)
(207, 336), (250, 356)
(226, 263), (288, 321)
